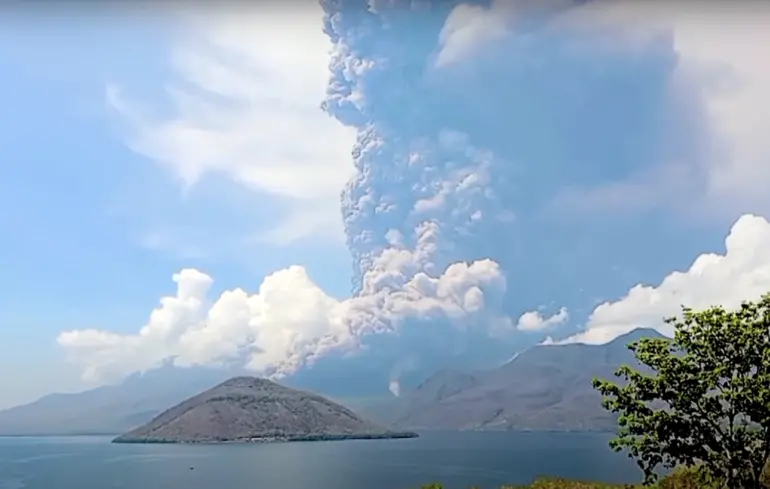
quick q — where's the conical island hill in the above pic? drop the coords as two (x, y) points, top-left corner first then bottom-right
(113, 376), (418, 444)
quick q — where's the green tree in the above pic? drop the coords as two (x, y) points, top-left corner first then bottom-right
(592, 294), (770, 488)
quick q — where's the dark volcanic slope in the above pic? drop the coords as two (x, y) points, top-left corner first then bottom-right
(113, 377), (416, 443)
(370, 328), (666, 432)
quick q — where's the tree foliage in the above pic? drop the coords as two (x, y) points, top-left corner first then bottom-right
(593, 294), (770, 488)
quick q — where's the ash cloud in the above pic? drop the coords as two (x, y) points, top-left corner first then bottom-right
(58, 0), (770, 397)
(320, 0), (710, 346)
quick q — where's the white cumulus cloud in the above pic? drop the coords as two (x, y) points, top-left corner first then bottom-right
(564, 214), (770, 344)
(516, 307), (569, 332)
(58, 243), (508, 384)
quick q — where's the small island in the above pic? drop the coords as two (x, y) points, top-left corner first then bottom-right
(112, 376), (417, 444)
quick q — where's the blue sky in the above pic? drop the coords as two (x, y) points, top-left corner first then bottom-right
(2, 1), (770, 409)
(0, 6), (354, 407)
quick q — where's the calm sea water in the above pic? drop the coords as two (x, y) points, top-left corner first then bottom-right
(0, 432), (642, 489)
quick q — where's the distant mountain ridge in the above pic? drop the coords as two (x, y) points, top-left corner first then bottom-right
(113, 376), (416, 443)
(0, 367), (234, 435)
(361, 328), (668, 432)
(0, 328), (668, 435)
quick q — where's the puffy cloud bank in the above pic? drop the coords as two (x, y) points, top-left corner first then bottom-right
(516, 307), (569, 332)
(59, 244), (511, 385)
(59, 0), (770, 392)
(564, 214), (770, 344)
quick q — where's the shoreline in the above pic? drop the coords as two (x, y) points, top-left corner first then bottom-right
(112, 431), (420, 444)
(0, 428), (616, 438)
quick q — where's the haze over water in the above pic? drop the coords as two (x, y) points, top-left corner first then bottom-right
(0, 432), (641, 489)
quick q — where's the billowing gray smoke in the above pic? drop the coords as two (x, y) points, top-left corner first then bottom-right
(323, 0), (481, 294)
(54, 1), (767, 399)
(312, 0), (722, 394)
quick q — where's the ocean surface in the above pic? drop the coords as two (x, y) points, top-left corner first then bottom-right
(0, 432), (642, 489)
